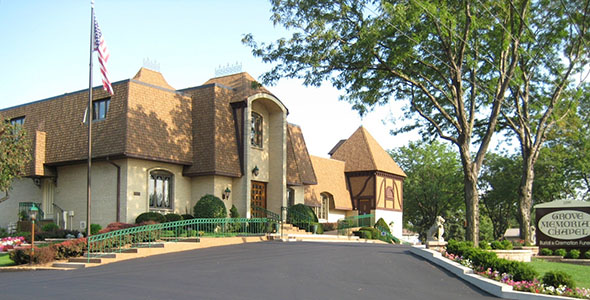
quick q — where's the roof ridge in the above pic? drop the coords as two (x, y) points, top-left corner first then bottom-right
(361, 127), (378, 170)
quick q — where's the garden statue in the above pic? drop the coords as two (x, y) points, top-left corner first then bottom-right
(427, 216), (445, 242)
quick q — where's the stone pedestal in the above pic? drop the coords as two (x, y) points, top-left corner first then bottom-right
(426, 241), (447, 253)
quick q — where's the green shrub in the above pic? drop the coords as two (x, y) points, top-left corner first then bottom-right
(554, 248), (567, 257)
(501, 240), (513, 250)
(566, 249), (580, 259)
(374, 218), (391, 233)
(0, 227), (8, 238)
(446, 239), (537, 282)
(543, 271), (575, 288)
(322, 222), (338, 231)
(161, 230), (175, 237)
(479, 241), (491, 250)
(353, 230), (372, 239)
(181, 214), (194, 220)
(164, 213), (183, 222)
(540, 248), (553, 256)
(490, 240), (503, 250)
(230, 205), (240, 218)
(193, 194), (227, 218)
(9, 246), (56, 265)
(52, 238), (87, 260)
(286, 204), (317, 231)
(42, 223), (59, 232)
(90, 224), (102, 235)
(584, 250), (590, 259)
(135, 212), (166, 224)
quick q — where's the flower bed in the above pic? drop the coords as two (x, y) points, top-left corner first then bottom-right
(0, 237), (25, 252)
(445, 240), (590, 299)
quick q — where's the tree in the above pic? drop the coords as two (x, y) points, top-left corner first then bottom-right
(0, 121), (30, 196)
(479, 153), (519, 240)
(390, 141), (463, 242)
(499, 0), (590, 243)
(244, 0), (530, 243)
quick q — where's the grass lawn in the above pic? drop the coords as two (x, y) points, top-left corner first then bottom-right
(0, 253), (15, 267)
(528, 258), (590, 289)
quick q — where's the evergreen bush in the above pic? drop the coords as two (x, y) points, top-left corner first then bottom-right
(543, 271), (575, 288)
(478, 241), (491, 250)
(42, 223), (59, 232)
(193, 194), (227, 218)
(181, 214), (194, 220)
(230, 205), (240, 218)
(164, 213), (183, 222)
(540, 248), (553, 256)
(584, 250), (590, 259)
(135, 212), (166, 224)
(286, 204), (317, 231)
(554, 248), (567, 257)
(566, 249), (580, 259)
(90, 224), (102, 235)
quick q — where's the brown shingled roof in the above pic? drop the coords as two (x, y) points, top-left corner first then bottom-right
(132, 68), (175, 90)
(330, 126), (406, 177)
(304, 156), (352, 210)
(287, 124), (317, 186)
(203, 72), (275, 103)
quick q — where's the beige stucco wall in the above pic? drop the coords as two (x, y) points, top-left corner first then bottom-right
(0, 178), (43, 229)
(291, 185), (305, 205)
(244, 94), (287, 217)
(191, 175), (233, 216)
(53, 162), (119, 230)
(327, 209), (346, 223)
(376, 175), (403, 211)
(125, 158), (191, 223)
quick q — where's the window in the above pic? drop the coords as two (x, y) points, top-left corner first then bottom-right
(314, 193), (331, 220)
(148, 171), (173, 210)
(93, 98), (110, 120)
(251, 112), (263, 148)
(9, 116), (25, 126)
(287, 188), (295, 207)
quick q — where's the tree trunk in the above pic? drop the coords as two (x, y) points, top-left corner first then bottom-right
(459, 147), (480, 245)
(518, 154), (535, 244)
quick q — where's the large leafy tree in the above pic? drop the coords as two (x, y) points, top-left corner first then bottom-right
(390, 141), (463, 242)
(0, 121), (30, 197)
(245, 0), (529, 243)
(499, 0), (589, 243)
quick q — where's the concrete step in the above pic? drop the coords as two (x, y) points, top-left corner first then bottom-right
(84, 253), (117, 258)
(132, 243), (165, 248)
(52, 262), (86, 269)
(69, 257), (103, 263)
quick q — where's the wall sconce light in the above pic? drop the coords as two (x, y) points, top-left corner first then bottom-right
(252, 165), (260, 177)
(222, 187), (231, 200)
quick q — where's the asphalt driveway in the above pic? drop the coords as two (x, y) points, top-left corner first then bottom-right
(0, 241), (497, 300)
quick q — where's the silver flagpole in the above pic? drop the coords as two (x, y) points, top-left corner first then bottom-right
(87, 0), (94, 241)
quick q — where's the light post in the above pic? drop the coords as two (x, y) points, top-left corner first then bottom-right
(30, 204), (38, 260)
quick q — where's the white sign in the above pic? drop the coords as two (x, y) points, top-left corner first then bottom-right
(538, 210), (590, 240)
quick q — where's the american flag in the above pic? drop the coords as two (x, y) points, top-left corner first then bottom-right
(93, 14), (113, 95)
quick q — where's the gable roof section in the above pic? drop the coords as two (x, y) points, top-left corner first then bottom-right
(203, 72), (275, 103)
(287, 124), (317, 186)
(330, 126), (406, 177)
(304, 156), (352, 210)
(132, 67), (175, 91)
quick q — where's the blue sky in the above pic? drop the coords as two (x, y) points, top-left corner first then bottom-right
(0, 0), (417, 156)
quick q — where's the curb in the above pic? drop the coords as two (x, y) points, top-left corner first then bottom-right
(409, 246), (574, 300)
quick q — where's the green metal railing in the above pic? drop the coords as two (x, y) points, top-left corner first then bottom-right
(19, 202), (44, 220)
(87, 217), (271, 261)
(251, 205), (281, 222)
(337, 214), (374, 235)
(282, 206), (315, 232)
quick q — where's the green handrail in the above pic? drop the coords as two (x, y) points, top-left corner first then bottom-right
(282, 206), (315, 232)
(337, 214), (374, 235)
(87, 217), (270, 262)
(251, 205), (281, 222)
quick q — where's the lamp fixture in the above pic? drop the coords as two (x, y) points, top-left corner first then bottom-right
(222, 187), (231, 200)
(252, 165), (260, 177)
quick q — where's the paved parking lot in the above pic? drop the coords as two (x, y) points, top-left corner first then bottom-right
(0, 242), (497, 300)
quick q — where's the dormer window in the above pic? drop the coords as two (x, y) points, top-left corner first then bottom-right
(9, 116), (25, 126)
(93, 98), (110, 121)
(251, 112), (263, 148)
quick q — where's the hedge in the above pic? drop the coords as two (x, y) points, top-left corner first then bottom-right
(446, 240), (537, 281)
